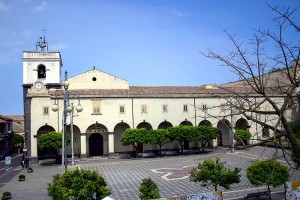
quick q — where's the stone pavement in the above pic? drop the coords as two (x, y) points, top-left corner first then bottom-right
(0, 146), (299, 200)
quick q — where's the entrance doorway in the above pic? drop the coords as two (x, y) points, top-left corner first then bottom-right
(89, 133), (103, 156)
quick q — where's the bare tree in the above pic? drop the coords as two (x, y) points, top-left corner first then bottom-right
(202, 4), (300, 166)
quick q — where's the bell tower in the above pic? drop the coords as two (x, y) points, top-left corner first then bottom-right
(22, 34), (62, 89)
(22, 34), (63, 158)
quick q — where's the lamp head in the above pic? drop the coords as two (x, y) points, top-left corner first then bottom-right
(52, 104), (59, 112)
(75, 105), (83, 112)
(62, 80), (69, 90)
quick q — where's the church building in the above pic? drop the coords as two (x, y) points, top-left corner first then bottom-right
(22, 38), (284, 161)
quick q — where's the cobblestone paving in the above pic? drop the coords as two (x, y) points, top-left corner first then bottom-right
(80, 146), (300, 200)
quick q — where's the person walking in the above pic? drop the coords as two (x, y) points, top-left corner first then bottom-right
(24, 157), (29, 169)
(20, 160), (25, 171)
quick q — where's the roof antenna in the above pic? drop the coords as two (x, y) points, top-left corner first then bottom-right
(36, 28), (48, 52)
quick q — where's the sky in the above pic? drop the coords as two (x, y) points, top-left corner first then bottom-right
(0, 0), (299, 115)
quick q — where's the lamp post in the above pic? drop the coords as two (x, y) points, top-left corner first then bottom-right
(52, 71), (83, 173)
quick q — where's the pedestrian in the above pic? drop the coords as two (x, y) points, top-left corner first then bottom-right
(24, 157), (29, 169)
(20, 160), (25, 171)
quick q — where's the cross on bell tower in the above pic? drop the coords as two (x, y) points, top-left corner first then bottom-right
(36, 28), (48, 52)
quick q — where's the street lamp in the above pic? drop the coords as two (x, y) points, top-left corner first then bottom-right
(52, 71), (83, 173)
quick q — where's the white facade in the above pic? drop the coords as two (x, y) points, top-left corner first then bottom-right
(23, 49), (285, 160)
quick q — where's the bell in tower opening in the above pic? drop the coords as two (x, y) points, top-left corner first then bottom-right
(38, 64), (46, 79)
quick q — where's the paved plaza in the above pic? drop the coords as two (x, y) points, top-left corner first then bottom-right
(0, 146), (299, 200)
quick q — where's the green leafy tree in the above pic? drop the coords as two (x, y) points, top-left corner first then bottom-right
(197, 126), (218, 152)
(246, 159), (289, 195)
(139, 178), (160, 200)
(147, 129), (170, 156)
(190, 158), (241, 191)
(13, 134), (24, 146)
(47, 169), (111, 200)
(235, 129), (252, 146)
(168, 125), (192, 153)
(38, 132), (70, 156)
(120, 128), (147, 157)
(235, 129), (252, 140)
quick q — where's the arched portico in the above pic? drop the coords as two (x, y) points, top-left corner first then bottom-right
(86, 123), (108, 156)
(180, 120), (193, 126)
(179, 120), (193, 150)
(114, 122), (131, 153)
(235, 118), (249, 130)
(37, 125), (56, 159)
(158, 120), (173, 129)
(217, 119), (233, 146)
(199, 120), (212, 126)
(136, 121), (153, 153)
(66, 125), (81, 157)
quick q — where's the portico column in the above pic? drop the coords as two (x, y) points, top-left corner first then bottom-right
(80, 133), (87, 157)
(108, 132), (114, 153)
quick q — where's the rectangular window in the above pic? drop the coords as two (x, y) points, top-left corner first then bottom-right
(43, 107), (49, 115)
(163, 105), (168, 112)
(183, 104), (188, 112)
(120, 105), (125, 114)
(92, 100), (101, 114)
(202, 104), (207, 111)
(141, 104), (148, 113)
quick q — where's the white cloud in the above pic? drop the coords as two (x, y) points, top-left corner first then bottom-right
(50, 43), (68, 51)
(0, 1), (9, 11)
(171, 9), (190, 17)
(33, 1), (47, 12)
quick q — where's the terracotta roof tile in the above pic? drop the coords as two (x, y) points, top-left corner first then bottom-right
(48, 85), (284, 97)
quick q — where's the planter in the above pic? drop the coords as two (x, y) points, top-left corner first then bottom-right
(2, 192), (12, 200)
(18, 174), (26, 181)
(27, 168), (33, 173)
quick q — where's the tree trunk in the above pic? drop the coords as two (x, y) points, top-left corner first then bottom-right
(180, 142), (184, 154)
(267, 184), (271, 200)
(286, 133), (300, 166)
(214, 184), (218, 191)
(159, 145), (162, 156)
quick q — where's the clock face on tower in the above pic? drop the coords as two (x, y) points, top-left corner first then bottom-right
(34, 81), (43, 90)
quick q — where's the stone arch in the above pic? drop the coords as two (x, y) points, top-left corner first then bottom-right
(136, 121), (153, 153)
(235, 118), (249, 130)
(262, 127), (270, 138)
(179, 120), (193, 150)
(86, 123), (108, 156)
(199, 120), (212, 126)
(114, 122), (131, 153)
(158, 120), (173, 129)
(217, 119), (233, 146)
(180, 120), (193, 126)
(37, 125), (56, 159)
(136, 121), (153, 131)
(65, 125), (81, 157)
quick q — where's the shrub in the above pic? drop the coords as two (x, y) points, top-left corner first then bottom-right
(47, 169), (111, 200)
(18, 174), (25, 181)
(235, 129), (252, 140)
(139, 178), (160, 200)
(2, 191), (11, 198)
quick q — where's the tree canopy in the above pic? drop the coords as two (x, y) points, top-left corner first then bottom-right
(120, 128), (147, 156)
(190, 158), (241, 191)
(47, 169), (111, 200)
(246, 159), (289, 194)
(38, 132), (70, 154)
(147, 129), (170, 156)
